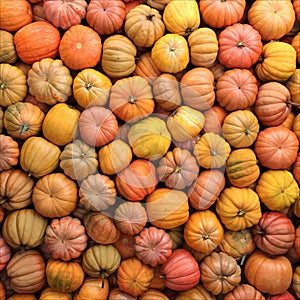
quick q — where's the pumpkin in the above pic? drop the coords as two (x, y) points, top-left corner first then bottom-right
(117, 256), (154, 297)
(0, 206), (4, 223)
(216, 68), (258, 111)
(168, 226), (184, 250)
(32, 172), (78, 218)
(146, 0), (170, 10)
(180, 67), (215, 111)
(59, 24), (102, 70)
(0, 0), (33, 32)
(4, 102), (45, 140)
(161, 248), (200, 291)
(0, 30), (17, 64)
(2, 208), (47, 249)
(202, 105), (227, 135)
(292, 266), (300, 299)
(293, 194), (300, 218)
(0, 236), (11, 271)
(200, 251), (241, 295)
(223, 284), (266, 300)
(32, 2), (47, 22)
(46, 258), (85, 293)
(79, 174), (117, 211)
(82, 244), (121, 279)
(175, 284), (215, 300)
(113, 233), (136, 260)
(281, 112), (295, 130)
(293, 114), (300, 140)
(115, 159), (158, 201)
(266, 291), (296, 300)
(128, 116), (171, 161)
(184, 210), (224, 253)
(222, 110), (260, 148)
(248, 0), (295, 41)
(125, 4), (165, 47)
(99, 139), (132, 175)
(114, 201), (147, 235)
(44, 216), (88, 261)
(188, 27), (218, 68)
(43, 0), (88, 30)
(225, 148), (260, 188)
(252, 211), (295, 256)
(6, 249), (45, 294)
(86, 0), (126, 36)
(0, 64), (28, 107)
(0, 169), (34, 211)
(78, 106), (118, 147)
(188, 169), (226, 210)
(109, 76), (154, 123)
(84, 212), (120, 245)
(194, 133), (231, 169)
(294, 0), (300, 21)
(149, 265), (167, 291)
(139, 289), (169, 300)
(292, 32), (300, 63)
(27, 58), (73, 105)
(293, 153), (300, 184)
(134, 226), (172, 267)
(60, 139), (98, 181)
(0, 134), (19, 171)
(255, 41), (297, 82)
(14, 21), (61, 64)
(73, 68), (112, 108)
(74, 277), (109, 300)
(0, 107), (3, 133)
(167, 106), (205, 142)
(199, 0), (246, 28)
(244, 250), (293, 295)
(157, 147), (199, 190)
(7, 294), (38, 300)
(255, 169), (299, 211)
(40, 287), (72, 300)
(218, 23), (263, 69)
(162, 0), (200, 36)
(254, 126), (299, 170)
(101, 34), (137, 79)
(146, 188), (189, 229)
(151, 33), (189, 74)
(108, 288), (136, 300)
(216, 187), (262, 231)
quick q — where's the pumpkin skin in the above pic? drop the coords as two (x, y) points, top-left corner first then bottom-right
(73, 68), (112, 108)
(216, 68), (258, 111)
(244, 250), (293, 295)
(59, 24), (102, 70)
(0, 134), (19, 171)
(6, 249), (46, 294)
(109, 76), (154, 123)
(161, 248), (200, 291)
(0, 30), (17, 64)
(78, 106), (118, 147)
(86, 0), (126, 36)
(7, 294), (38, 300)
(266, 291), (296, 300)
(293, 114), (300, 140)
(43, 0), (88, 30)
(218, 23), (263, 69)
(281, 111), (295, 130)
(146, 188), (189, 229)
(0, 107), (3, 133)
(180, 67), (215, 111)
(0, 169), (34, 211)
(60, 139), (98, 181)
(79, 174), (117, 211)
(44, 216), (88, 261)
(248, 0), (295, 41)
(117, 257), (154, 297)
(292, 32), (300, 63)
(175, 284), (216, 300)
(108, 288), (136, 300)
(200, 252), (241, 295)
(293, 153), (300, 185)
(2, 208), (47, 250)
(294, 0), (300, 22)
(40, 287), (72, 300)
(27, 58), (73, 105)
(139, 289), (169, 300)
(255, 170), (299, 211)
(0, 64), (28, 107)
(216, 187), (262, 231)
(202, 105), (227, 135)
(163, 0), (200, 36)
(113, 233), (136, 260)
(0, 0), (33, 32)
(115, 159), (158, 202)
(32, 172), (78, 218)
(151, 33), (189, 74)
(199, 0), (246, 29)
(101, 34), (137, 79)
(0, 236), (11, 271)
(252, 211), (295, 256)
(14, 21), (60, 64)
(74, 277), (109, 300)
(222, 110), (260, 148)
(184, 210), (224, 254)
(293, 266), (300, 298)
(0, 281), (5, 300)
(125, 4), (165, 48)
(255, 41), (297, 82)
(46, 258), (85, 293)
(254, 126), (299, 170)
(223, 284), (266, 300)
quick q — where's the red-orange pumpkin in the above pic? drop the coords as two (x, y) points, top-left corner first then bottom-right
(0, 236), (11, 271)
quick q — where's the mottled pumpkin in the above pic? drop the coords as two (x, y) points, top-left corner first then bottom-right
(0, 30), (17, 64)
(74, 277), (109, 300)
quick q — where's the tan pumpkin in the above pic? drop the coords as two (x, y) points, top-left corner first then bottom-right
(0, 134), (19, 171)
(175, 284), (216, 300)
(146, 0), (170, 10)
(286, 69), (300, 105)
(74, 277), (109, 300)
(108, 288), (136, 300)
(0, 30), (17, 64)
(223, 284), (266, 300)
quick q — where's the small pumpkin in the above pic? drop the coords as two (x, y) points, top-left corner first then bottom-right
(292, 266), (300, 299)
(293, 153), (300, 185)
(0, 134), (19, 171)
(0, 30), (17, 64)
(139, 289), (169, 300)
(108, 288), (136, 300)
(74, 277), (109, 300)
(113, 233), (136, 260)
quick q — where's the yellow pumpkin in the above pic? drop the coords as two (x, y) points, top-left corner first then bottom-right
(286, 69), (300, 105)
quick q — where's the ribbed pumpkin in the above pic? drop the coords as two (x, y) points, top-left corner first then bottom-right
(292, 266), (300, 299)
(223, 284), (266, 300)
(139, 289), (169, 300)
(14, 21), (60, 64)
(39, 287), (72, 300)
(0, 30), (17, 64)
(175, 284), (216, 300)
(0, 134), (19, 171)
(113, 233), (135, 260)
(32, 172), (78, 218)
(74, 277), (109, 300)
(293, 153), (300, 185)
(0, 236), (11, 271)
(292, 32), (300, 63)
(202, 105), (227, 135)
(286, 69), (300, 105)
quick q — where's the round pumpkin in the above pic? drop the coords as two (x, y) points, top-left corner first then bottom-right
(74, 277), (109, 300)
(0, 30), (17, 64)
(223, 284), (266, 300)
(113, 233), (136, 260)
(175, 284), (216, 300)
(202, 105), (227, 135)
(293, 153), (300, 185)
(0, 134), (19, 171)
(40, 287), (72, 300)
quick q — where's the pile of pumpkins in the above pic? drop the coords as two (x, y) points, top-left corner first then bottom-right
(0, 0), (300, 299)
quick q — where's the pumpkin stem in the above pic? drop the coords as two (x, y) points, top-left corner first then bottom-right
(159, 275), (166, 279)
(174, 165), (181, 173)
(0, 82), (7, 90)
(21, 123), (30, 135)
(237, 41), (245, 48)
(0, 197), (7, 205)
(85, 82), (93, 91)
(202, 232), (210, 240)
(101, 271), (105, 288)
(287, 100), (300, 107)
(237, 209), (246, 217)
(147, 14), (156, 21)
(256, 230), (266, 236)
(239, 254), (247, 266)
(128, 95), (137, 104)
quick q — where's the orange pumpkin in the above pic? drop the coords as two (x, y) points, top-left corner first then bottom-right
(292, 32), (300, 63)
(293, 153), (300, 184)
(0, 236), (11, 271)
(202, 105), (227, 135)
(39, 287), (72, 300)
(74, 277), (109, 300)
(223, 284), (265, 300)
(0, 134), (19, 171)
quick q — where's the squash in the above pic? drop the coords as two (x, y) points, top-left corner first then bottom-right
(139, 289), (169, 300)
(0, 30), (17, 64)
(113, 233), (136, 260)
(0, 134), (19, 171)
(108, 288), (136, 300)
(293, 153), (300, 185)
(223, 284), (266, 300)
(292, 32), (300, 63)
(74, 277), (109, 300)
(292, 266), (300, 299)
(202, 105), (227, 135)
(286, 69), (300, 105)
(175, 284), (216, 300)
(0, 236), (11, 271)
(40, 287), (72, 300)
